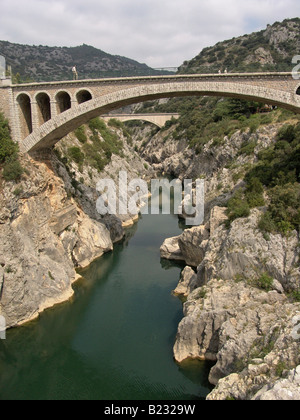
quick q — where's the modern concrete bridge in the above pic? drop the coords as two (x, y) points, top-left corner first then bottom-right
(102, 113), (180, 128)
(0, 72), (299, 153)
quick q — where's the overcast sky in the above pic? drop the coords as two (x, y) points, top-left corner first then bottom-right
(0, 0), (299, 67)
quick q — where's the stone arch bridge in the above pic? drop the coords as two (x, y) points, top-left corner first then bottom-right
(102, 113), (180, 128)
(0, 72), (299, 153)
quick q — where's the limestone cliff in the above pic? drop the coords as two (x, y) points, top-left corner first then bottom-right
(155, 114), (300, 400)
(0, 119), (152, 328)
(0, 152), (115, 327)
(169, 207), (299, 400)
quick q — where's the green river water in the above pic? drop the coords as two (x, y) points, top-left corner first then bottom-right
(0, 198), (213, 400)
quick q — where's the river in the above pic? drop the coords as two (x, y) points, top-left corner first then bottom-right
(0, 195), (213, 400)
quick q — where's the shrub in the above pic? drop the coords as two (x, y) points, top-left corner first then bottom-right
(88, 117), (107, 133)
(0, 113), (18, 163)
(245, 178), (265, 208)
(108, 118), (123, 129)
(2, 158), (24, 181)
(291, 290), (300, 302)
(74, 126), (87, 144)
(258, 211), (277, 234)
(226, 189), (250, 224)
(82, 143), (107, 172)
(67, 147), (84, 165)
(258, 183), (300, 235)
(239, 140), (257, 156)
(276, 124), (296, 143)
(268, 183), (300, 233)
(88, 117), (123, 159)
(256, 273), (273, 291)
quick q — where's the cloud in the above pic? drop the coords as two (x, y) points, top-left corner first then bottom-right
(0, 0), (300, 67)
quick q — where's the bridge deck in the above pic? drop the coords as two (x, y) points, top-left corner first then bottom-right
(6, 72), (294, 88)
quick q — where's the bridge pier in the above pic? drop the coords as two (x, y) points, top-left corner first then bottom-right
(50, 100), (58, 120)
(31, 101), (40, 132)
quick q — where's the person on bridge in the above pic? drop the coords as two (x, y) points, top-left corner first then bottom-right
(72, 66), (78, 80)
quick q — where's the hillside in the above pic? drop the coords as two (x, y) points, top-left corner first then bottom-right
(0, 41), (163, 82)
(179, 18), (300, 74)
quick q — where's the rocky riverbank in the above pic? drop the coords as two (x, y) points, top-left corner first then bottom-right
(0, 152), (113, 327)
(153, 112), (300, 400)
(161, 206), (300, 400)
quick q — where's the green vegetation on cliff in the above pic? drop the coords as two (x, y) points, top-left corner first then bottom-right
(0, 112), (23, 182)
(178, 18), (300, 74)
(147, 93), (300, 235)
(58, 117), (127, 173)
(154, 96), (273, 152)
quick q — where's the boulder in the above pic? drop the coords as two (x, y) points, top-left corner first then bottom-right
(72, 214), (113, 268)
(178, 225), (209, 267)
(160, 236), (185, 261)
(173, 266), (199, 297)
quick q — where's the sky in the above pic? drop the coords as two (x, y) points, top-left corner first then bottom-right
(0, 0), (299, 68)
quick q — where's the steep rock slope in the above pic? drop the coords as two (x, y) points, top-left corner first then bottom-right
(152, 104), (300, 399)
(179, 18), (300, 74)
(0, 117), (151, 328)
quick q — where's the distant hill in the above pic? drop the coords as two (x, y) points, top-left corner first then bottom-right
(179, 18), (300, 74)
(0, 41), (166, 82)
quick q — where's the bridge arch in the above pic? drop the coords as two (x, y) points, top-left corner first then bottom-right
(76, 89), (93, 104)
(21, 80), (300, 153)
(296, 86), (300, 96)
(56, 91), (72, 114)
(35, 92), (51, 125)
(16, 92), (33, 138)
(103, 114), (180, 128)
(117, 116), (162, 128)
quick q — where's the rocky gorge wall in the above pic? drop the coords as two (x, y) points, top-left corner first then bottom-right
(153, 119), (300, 400)
(0, 152), (114, 327)
(0, 121), (152, 328)
(161, 207), (300, 400)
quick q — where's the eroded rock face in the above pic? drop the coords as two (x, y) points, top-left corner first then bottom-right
(252, 366), (300, 401)
(174, 278), (300, 400)
(0, 154), (114, 327)
(160, 225), (210, 267)
(178, 226), (209, 267)
(173, 266), (198, 297)
(198, 209), (300, 293)
(170, 205), (300, 400)
(72, 213), (113, 268)
(160, 236), (184, 262)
